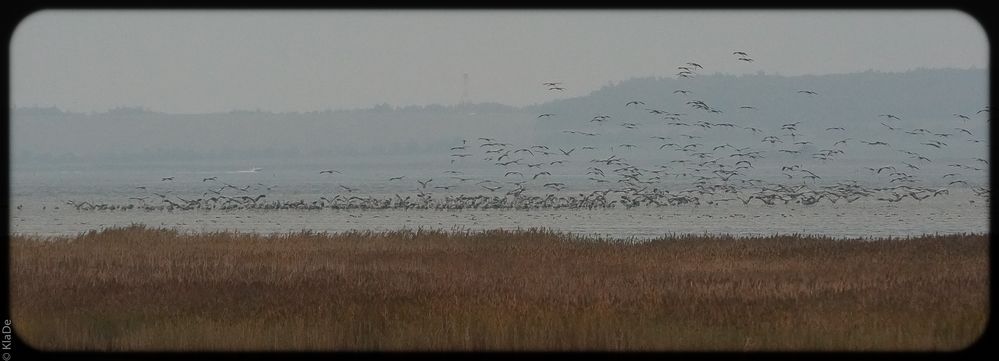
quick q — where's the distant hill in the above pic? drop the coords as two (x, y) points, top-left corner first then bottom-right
(528, 68), (986, 135)
(10, 68), (988, 168)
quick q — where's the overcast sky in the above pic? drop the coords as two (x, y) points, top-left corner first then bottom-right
(10, 10), (988, 114)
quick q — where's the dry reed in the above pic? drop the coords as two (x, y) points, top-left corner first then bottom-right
(9, 225), (989, 351)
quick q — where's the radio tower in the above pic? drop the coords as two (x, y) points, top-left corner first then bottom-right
(460, 73), (469, 106)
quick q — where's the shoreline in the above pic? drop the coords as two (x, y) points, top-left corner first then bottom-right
(8, 223), (992, 242)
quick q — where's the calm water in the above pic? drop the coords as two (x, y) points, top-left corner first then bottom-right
(9, 163), (990, 239)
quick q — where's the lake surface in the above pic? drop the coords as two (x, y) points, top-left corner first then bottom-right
(9, 163), (990, 239)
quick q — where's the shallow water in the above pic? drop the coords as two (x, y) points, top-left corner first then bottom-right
(9, 166), (989, 239)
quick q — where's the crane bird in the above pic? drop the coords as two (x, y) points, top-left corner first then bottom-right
(533, 172), (551, 179)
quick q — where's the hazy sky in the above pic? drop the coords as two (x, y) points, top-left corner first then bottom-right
(11, 10), (988, 114)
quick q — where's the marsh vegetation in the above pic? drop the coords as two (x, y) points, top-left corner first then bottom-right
(9, 226), (988, 351)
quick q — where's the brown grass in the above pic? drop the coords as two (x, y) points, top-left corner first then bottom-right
(8, 225), (989, 351)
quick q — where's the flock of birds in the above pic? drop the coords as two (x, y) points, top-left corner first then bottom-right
(61, 51), (990, 213)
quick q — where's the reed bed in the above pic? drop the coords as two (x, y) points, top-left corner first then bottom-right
(9, 225), (989, 351)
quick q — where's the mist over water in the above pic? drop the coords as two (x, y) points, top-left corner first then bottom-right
(10, 70), (991, 239)
(9, 12), (990, 240)
(9, 157), (990, 239)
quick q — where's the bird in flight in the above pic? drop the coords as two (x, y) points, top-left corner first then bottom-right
(733, 51), (749, 56)
(388, 176), (405, 181)
(797, 90), (818, 95)
(161, 176), (175, 181)
(533, 172), (551, 180)
(873, 166), (896, 174)
(625, 101), (645, 107)
(737, 57), (754, 62)
(542, 82), (561, 87)
(538, 113), (555, 118)
(320, 169), (342, 174)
